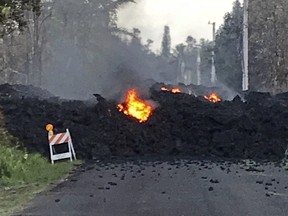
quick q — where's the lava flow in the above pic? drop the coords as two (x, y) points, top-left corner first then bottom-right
(161, 86), (181, 93)
(204, 93), (222, 103)
(117, 89), (153, 123)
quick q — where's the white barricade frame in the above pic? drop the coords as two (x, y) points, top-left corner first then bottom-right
(48, 129), (76, 164)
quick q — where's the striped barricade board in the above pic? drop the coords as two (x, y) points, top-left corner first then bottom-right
(48, 129), (76, 164)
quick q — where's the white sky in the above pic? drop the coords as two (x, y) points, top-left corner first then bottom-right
(118, 0), (241, 52)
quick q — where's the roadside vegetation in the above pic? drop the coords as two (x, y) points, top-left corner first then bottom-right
(0, 117), (80, 216)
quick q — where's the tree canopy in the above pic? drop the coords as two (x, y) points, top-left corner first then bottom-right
(215, 0), (288, 92)
(161, 25), (171, 58)
(214, 0), (243, 91)
(0, 0), (41, 34)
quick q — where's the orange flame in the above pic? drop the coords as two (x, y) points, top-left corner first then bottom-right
(161, 86), (181, 93)
(204, 93), (222, 103)
(171, 88), (181, 93)
(117, 89), (152, 123)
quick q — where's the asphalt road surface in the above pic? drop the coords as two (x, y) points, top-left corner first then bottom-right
(18, 158), (288, 216)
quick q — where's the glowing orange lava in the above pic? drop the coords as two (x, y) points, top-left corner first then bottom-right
(117, 89), (152, 123)
(171, 88), (181, 93)
(161, 86), (181, 93)
(204, 93), (222, 103)
(161, 87), (169, 91)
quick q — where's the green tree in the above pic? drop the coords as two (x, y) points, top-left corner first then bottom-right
(214, 0), (243, 91)
(215, 0), (288, 92)
(0, 0), (41, 35)
(249, 0), (288, 91)
(161, 25), (171, 58)
(199, 38), (213, 85)
(144, 39), (154, 53)
(0, 0), (136, 89)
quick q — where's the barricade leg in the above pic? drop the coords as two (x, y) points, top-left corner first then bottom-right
(67, 129), (76, 160)
(49, 144), (54, 164)
(69, 141), (76, 160)
(68, 140), (73, 162)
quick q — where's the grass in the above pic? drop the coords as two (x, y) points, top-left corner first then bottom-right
(0, 160), (80, 216)
(0, 123), (81, 216)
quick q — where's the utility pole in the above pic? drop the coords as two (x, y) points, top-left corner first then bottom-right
(196, 45), (201, 85)
(242, 0), (249, 91)
(208, 21), (216, 85)
(209, 21), (216, 42)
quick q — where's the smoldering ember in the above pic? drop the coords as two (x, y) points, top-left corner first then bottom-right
(1, 83), (288, 161)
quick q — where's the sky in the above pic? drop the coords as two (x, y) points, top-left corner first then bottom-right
(117, 0), (241, 52)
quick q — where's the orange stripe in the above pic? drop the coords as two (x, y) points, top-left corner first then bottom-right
(64, 137), (70, 143)
(49, 135), (56, 143)
(54, 133), (66, 144)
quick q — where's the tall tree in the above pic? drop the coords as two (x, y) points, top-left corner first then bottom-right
(249, 0), (288, 91)
(214, 0), (243, 91)
(161, 25), (171, 58)
(199, 38), (213, 85)
(0, 0), (41, 35)
(215, 0), (288, 92)
(144, 39), (153, 53)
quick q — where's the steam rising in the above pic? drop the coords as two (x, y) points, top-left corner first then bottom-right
(40, 0), (238, 101)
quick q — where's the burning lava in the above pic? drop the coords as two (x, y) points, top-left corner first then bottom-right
(204, 93), (222, 103)
(117, 89), (153, 123)
(161, 86), (181, 93)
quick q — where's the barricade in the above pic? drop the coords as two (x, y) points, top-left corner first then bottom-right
(46, 125), (76, 164)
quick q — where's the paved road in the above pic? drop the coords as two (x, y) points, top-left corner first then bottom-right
(18, 158), (288, 216)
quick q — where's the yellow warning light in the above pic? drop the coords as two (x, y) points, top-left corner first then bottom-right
(46, 124), (54, 132)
